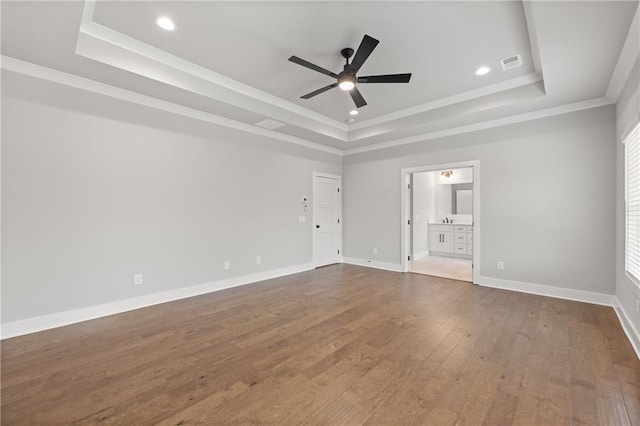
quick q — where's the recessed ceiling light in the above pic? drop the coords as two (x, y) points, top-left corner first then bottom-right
(346, 118), (356, 124)
(475, 66), (491, 76)
(349, 110), (359, 116)
(156, 16), (176, 31)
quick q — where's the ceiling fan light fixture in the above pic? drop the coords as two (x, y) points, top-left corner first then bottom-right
(338, 75), (355, 91)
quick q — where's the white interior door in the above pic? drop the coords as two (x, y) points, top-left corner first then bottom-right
(313, 174), (341, 267)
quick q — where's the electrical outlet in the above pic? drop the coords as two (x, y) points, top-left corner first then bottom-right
(373, 248), (378, 255)
(256, 256), (262, 265)
(134, 274), (143, 285)
(497, 261), (504, 270)
(224, 261), (230, 270)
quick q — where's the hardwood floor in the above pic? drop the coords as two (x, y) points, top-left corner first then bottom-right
(2, 264), (639, 425)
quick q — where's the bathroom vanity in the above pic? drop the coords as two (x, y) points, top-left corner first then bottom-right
(429, 224), (473, 258)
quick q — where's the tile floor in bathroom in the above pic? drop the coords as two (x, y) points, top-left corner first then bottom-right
(410, 255), (473, 282)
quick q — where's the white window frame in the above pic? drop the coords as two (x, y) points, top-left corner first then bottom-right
(624, 119), (640, 289)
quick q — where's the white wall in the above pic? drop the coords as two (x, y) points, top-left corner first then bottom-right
(615, 57), (640, 345)
(344, 106), (617, 295)
(1, 84), (341, 325)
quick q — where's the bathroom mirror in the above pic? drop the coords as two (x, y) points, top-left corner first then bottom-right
(436, 183), (473, 215)
(456, 190), (473, 214)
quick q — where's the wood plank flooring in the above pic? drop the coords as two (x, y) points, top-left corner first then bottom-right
(1, 264), (639, 425)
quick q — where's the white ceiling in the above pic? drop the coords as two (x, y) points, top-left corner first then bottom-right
(1, 1), (638, 154)
(92, 1), (535, 121)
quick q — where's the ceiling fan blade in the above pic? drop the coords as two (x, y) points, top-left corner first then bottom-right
(289, 56), (338, 79)
(349, 35), (379, 73)
(349, 87), (367, 108)
(357, 73), (412, 84)
(300, 83), (338, 99)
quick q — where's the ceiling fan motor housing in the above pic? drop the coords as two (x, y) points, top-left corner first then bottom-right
(341, 48), (355, 61)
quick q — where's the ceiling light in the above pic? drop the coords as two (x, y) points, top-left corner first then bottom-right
(349, 110), (359, 116)
(346, 118), (356, 124)
(441, 170), (454, 178)
(156, 16), (176, 31)
(338, 75), (355, 91)
(475, 66), (491, 76)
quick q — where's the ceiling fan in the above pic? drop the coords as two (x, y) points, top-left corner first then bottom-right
(288, 34), (412, 109)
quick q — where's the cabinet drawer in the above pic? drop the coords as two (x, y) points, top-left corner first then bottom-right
(454, 244), (467, 254)
(429, 224), (453, 232)
(467, 244), (473, 255)
(454, 233), (467, 244)
(454, 225), (468, 233)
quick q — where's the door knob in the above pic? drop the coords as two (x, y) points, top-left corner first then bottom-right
(316, 225), (320, 228)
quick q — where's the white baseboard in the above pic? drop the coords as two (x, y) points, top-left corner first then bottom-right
(476, 275), (617, 307)
(1, 262), (314, 340)
(614, 298), (640, 360)
(413, 250), (430, 260)
(342, 257), (403, 273)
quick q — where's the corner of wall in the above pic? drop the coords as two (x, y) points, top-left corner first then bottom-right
(614, 296), (640, 359)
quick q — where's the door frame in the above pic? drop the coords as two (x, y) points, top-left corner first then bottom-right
(400, 160), (480, 283)
(312, 172), (343, 267)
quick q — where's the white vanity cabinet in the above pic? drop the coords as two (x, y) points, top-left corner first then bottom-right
(429, 225), (454, 253)
(429, 224), (473, 258)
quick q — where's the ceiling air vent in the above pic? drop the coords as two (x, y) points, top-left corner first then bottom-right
(254, 119), (286, 130)
(499, 54), (522, 71)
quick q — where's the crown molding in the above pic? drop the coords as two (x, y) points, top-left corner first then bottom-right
(343, 96), (613, 156)
(606, 4), (639, 101)
(79, 0), (551, 146)
(1, 56), (344, 157)
(522, 0), (545, 81)
(78, 1), (349, 143)
(348, 73), (543, 134)
(3, 56), (614, 159)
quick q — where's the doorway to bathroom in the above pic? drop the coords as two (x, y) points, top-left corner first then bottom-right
(400, 161), (480, 283)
